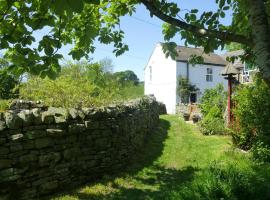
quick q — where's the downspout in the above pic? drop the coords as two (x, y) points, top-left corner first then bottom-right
(187, 62), (190, 80)
(187, 62), (190, 104)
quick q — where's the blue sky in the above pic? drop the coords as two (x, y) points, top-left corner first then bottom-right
(54, 0), (232, 81)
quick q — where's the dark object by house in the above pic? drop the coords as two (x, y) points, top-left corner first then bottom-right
(183, 112), (190, 121)
(192, 114), (201, 123)
(158, 102), (167, 115)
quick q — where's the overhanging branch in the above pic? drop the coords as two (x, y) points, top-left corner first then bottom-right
(140, 0), (253, 47)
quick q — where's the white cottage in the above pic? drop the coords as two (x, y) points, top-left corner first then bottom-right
(144, 43), (228, 114)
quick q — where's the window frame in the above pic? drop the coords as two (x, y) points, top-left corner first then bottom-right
(206, 67), (213, 82)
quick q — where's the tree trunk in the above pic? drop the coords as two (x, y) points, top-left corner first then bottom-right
(247, 0), (270, 84)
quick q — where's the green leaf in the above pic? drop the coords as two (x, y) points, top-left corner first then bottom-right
(0, 40), (9, 49)
(55, 0), (67, 15)
(83, 0), (99, 4)
(223, 6), (230, 10)
(191, 9), (198, 14)
(220, 11), (225, 18)
(219, 0), (225, 8)
(67, 0), (84, 13)
(44, 46), (54, 56)
(190, 14), (197, 21)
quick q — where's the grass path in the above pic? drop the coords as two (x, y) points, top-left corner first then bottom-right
(53, 115), (270, 200)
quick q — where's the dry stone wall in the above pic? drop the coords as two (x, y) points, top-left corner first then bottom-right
(0, 96), (162, 200)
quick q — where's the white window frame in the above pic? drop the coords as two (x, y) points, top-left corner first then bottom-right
(206, 68), (213, 82)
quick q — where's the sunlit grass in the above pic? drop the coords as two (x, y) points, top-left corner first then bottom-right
(52, 115), (270, 200)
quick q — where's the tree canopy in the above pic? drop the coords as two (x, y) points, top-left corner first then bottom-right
(114, 70), (139, 86)
(1, 0), (270, 83)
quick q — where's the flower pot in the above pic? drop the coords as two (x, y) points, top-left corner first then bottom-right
(192, 114), (201, 123)
(183, 113), (190, 121)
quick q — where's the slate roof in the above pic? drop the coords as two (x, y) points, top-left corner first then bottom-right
(221, 63), (240, 75)
(221, 50), (245, 69)
(176, 46), (227, 66)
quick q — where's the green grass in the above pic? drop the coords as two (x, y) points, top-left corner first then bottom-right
(119, 83), (144, 100)
(52, 115), (270, 200)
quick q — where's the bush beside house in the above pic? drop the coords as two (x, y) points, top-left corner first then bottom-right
(198, 84), (228, 135)
(233, 76), (270, 162)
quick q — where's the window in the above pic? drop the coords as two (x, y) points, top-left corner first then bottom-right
(206, 68), (213, 82)
(149, 66), (152, 81)
(190, 93), (197, 103)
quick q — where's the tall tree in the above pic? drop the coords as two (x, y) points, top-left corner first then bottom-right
(114, 70), (139, 85)
(1, 0), (270, 84)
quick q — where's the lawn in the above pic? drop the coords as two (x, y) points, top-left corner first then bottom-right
(52, 115), (270, 200)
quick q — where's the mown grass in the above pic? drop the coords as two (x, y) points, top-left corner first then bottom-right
(52, 115), (270, 200)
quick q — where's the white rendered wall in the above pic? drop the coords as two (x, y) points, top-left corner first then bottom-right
(176, 62), (227, 103)
(144, 44), (177, 114)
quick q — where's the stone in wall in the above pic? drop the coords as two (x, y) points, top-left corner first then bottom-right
(0, 96), (163, 200)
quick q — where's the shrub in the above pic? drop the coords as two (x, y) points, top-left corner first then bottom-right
(252, 142), (270, 163)
(199, 114), (227, 135)
(177, 76), (198, 104)
(200, 84), (227, 116)
(233, 76), (270, 156)
(198, 84), (227, 135)
(19, 62), (144, 108)
(0, 99), (11, 112)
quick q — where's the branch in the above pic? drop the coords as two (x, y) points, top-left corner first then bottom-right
(140, 0), (253, 47)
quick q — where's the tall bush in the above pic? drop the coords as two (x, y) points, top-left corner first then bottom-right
(19, 62), (143, 108)
(233, 76), (270, 161)
(199, 84), (227, 135)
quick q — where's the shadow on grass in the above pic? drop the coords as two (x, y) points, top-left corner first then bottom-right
(67, 118), (198, 200)
(51, 117), (196, 200)
(75, 165), (197, 200)
(68, 118), (270, 200)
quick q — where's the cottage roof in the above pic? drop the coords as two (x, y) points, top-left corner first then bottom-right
(176, 46), (227, 66)
(221, 50), (245, 69)
(221, 63), (240, 75)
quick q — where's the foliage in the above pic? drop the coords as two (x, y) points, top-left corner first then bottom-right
(233, 76), (270, 159)
(0, 0), (268, 82)
(0, 0), (134, 78)
(199, 111), (228, 135)
(99, 58), (114, 74)
(53, 115), (270, 200)
(177, 76), (198, 104)
(118, 82), (144, 100)
(200, 84), (227, 116)
(0, 99), (11, 112)
(114, 70), (139, 86)
(199, 84), (228, 135)
(225, 42), (243, 52)
(0, 58), (19, 99)
(252, 142), (270, 163)
(19, 62), (143, 108)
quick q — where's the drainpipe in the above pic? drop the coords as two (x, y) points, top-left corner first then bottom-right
(227, 74), (232, 126)
(187, 62), (190, 104)
(187, 62), (190, 80)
